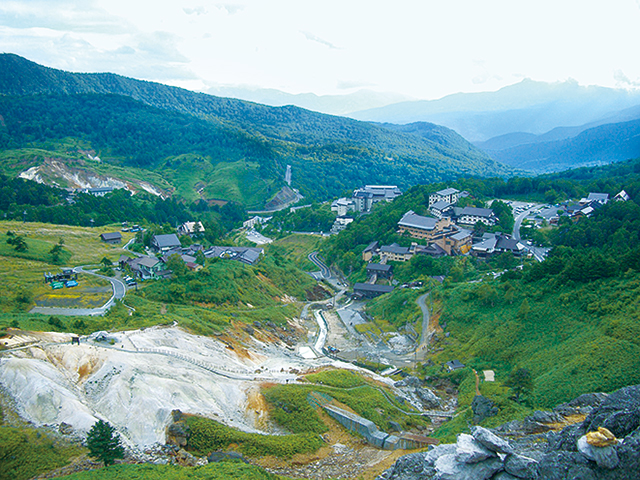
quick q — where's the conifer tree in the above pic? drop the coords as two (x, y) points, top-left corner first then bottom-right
(86, 420), (125, 466)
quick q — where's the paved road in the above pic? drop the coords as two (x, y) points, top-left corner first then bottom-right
(512, 207), (535, 241)
(308, 251), (332, 279)
(29, 266), (128, 317)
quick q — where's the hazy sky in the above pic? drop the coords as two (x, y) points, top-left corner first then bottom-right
(1, 0), (640, 100)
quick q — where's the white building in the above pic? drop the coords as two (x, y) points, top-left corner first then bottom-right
(429, 188), (460, 207)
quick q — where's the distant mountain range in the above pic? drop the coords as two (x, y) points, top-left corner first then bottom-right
(204, 86), (414, 116)
(348, 79), (640, 143)
(0, 54), (510, 209)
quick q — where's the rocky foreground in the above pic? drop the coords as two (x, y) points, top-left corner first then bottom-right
(378, 384), (640, 480)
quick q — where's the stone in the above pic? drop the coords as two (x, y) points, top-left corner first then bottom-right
(394, 376), (423, 388)
(586, 427), (618, 447)
(577, 435), (619, 469)
(492, 473), (520, 480)
(504, 453), (539, 479)
(416, 387), (441, 409)
(546, 423), (584, 452)
(176, 448), (198, 467)
(166, 422), (190, 447)
(388, 421), (402, 433)
(537, 452), (597, 480)
(424, 443), (457, 465)
(472, 426), (514, 454)
(434, 453), (503, 480)
(472, 395), (499, 423)
(582, 385), (640, 438)
(375, 452), (436, 480)
(455, 433), (497, 464)
(526, 410), (564, 424)
(58, 422), (74, 435)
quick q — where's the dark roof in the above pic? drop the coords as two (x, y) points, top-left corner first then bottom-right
(430, 200), (452, 211)
(137, 256), (162, 268)
(380, 243), (410, 255)
(434, 188), (459, 196)
(363, 241), (379, 253)
(398, 211), (438, 230)
(588, 192), (609, 202)
(100, 232), (122, 241)
(449, 229), (472, 241)
(354, 283), (394, 293)
(366, 263), (392, 272)
(153, 234), (181, 249)
(416, 244), (447, 257)
(445, 360), (465, 369)
(495, 236), (524, 252)
(460, 207), (494, 218)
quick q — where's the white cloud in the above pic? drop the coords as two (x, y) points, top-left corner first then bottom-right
(183, 6), (207, 16)
(614, 70), (640, 88)
(300, 31), (340, 50)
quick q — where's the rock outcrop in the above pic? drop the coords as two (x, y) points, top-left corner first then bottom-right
(378, 384), (640, 480)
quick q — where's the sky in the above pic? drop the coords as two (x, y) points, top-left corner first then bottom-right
(1, 0), (640, 101)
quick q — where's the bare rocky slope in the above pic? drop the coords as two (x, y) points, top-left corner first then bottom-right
(378, 385), (640, 480)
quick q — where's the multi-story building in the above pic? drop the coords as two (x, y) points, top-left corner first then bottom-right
(429, 188), (460, 207)
(397, 210), (455, 241)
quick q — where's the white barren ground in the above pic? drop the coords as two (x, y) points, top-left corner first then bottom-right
(0, 326), (348, 446)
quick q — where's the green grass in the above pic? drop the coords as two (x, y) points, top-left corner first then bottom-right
(268, 235), (324, 271)
(55, 462), (288, 480)
(183, 416), (323, 459)
(0, 426), (86, 480)
(263, 370), (430, 436)
(0, 143), (172, 193)
(425, 272), (640, 418)
(159, 156), (277, 208)
(305, 369), (367, 388)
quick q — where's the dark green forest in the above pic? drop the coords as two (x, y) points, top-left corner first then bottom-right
(0, 54), (512, 207)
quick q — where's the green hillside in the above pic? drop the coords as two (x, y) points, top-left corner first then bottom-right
(0, 54), (512, 208)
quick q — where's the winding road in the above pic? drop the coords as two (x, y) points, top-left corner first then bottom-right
(308, 251), (332, 279)
(29, 266), (128, 317)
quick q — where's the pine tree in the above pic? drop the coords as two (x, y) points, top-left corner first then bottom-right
(86, 420), (125, 466)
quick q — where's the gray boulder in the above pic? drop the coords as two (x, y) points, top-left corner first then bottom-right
(416, 387), (441, 409)
(472, 395), (499, 423)
(455, 433), (497, 463)
(582, 385), (640, 438)
(375, 452), (435, 480)
(492, 473), (520, 480)
(435, 454), (503, 480)
(547, 423), (584, 452)
(526, 410), (564, 424)
(504, 453), (539, 479)
(554, 392), (608, 416)
(394, 376), (422, 388)
(425, 443), (458, 465)
(537, 451), (598, 480)
(472, 426), (514, 454)
(577, 435), (619, 469)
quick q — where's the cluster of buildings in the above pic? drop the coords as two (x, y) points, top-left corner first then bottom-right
(428, 188), (497, 226)
(330, 185), (402, 233)
(558, 190), (628, 221)
(100, 218), (263, 281)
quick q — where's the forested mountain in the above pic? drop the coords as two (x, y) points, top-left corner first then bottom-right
(0, 54), (510, 208)
(483, 118), (640, 173)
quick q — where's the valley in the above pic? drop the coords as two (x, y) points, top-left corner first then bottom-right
(1, 55), (640, 480)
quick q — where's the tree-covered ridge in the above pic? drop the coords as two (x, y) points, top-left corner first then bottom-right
(0, 54), (512, 206)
